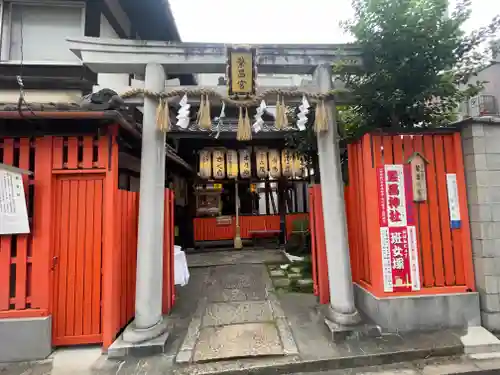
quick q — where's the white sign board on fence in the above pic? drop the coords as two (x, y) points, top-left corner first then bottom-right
(446, 173), (461, 229)
(0, 164), (30, 235)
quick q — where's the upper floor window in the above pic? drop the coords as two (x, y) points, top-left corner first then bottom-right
(1, 1), (85, 64)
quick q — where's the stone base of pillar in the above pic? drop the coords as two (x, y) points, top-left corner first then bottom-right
(323, 316), (381, 343)
(323, 305), (362, 326)
(123, 317), (168, 343)
(107, 318), (170, 359)
(317, 305), (381, 343)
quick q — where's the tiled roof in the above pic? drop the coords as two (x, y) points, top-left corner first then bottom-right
(0, 102), (87, 112)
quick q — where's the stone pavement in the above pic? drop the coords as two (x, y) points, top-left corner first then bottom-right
(186, 249), (286, 268)
(3, 250), (500, 375)
(4, 350), (500, 375)
(290, 354), (500, 374)
(175, 260), (298, 363)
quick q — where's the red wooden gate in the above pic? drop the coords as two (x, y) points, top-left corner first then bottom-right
(51, 175), (104, 346)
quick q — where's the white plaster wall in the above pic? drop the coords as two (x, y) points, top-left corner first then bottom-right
(96, 14), (130, 91)
(0, 90), (82, 103)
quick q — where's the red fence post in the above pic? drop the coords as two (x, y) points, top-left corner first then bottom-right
(32, 137), (53, 311)
(453, 132), (475, 291)
(101, 127), (119, 349)
(309, 187), (318, 296)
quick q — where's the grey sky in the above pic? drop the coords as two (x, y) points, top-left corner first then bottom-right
(170, 0), (500, 44)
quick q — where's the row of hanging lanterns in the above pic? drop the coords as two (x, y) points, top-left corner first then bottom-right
(198, 148), (305, 179)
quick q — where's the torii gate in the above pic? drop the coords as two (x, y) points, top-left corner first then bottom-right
(68, 37), (364, 344)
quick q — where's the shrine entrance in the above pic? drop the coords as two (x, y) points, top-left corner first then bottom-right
(192, 142), (311, 251)
(67, 38), (364, 358)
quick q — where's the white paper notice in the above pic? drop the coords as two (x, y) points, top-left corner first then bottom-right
(0, 169), (30, 234)
(446, 173), (461, 229)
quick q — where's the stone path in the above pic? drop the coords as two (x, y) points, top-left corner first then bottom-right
(175, 261), (298, 363)
(186, 249), (286, 268)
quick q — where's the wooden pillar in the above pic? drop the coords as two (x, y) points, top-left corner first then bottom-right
(101, 126), (119, 349)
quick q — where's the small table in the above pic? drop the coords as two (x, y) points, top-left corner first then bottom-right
(248, 229), (281, 249)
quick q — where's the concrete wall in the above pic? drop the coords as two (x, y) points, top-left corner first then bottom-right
(462, 118), (500, 331)
(97, 14), (130, 90)
(354, 285), (480, 331)
(0, 317), (51, 362)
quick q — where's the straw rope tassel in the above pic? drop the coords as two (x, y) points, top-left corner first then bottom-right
(314, 99), (329, 133)
(243, 107), (252, 140)
(237, 106), (244, 140)
(199, 94), (212, 130)
(196, 94), (204, 127)
(274, 94), (282, 130)
(156, 98), (167, 131)
(165, 104), (172, 132)
(281, 96), (289, 128)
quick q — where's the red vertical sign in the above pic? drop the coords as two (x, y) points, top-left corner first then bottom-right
(377, 165), (420, 292)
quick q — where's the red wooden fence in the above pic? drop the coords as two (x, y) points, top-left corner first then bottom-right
(0, 139), (35, 315)
(163, 189), (175, 314)
(346, 132), (474, 297)
(309, 185), (329, 304)
(114, 190), (139, 340)
(0, 131), (177, 350)
(194, 213), (309, 242)
(0, 135), (110, 319)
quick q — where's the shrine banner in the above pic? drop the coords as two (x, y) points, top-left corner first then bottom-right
(377, 165), (420, 292)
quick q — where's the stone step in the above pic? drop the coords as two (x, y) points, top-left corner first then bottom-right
(171, 341), (463, 375)
(460, 326), (500, 355)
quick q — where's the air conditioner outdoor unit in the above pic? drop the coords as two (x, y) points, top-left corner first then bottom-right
(469, 95), (499, 117)
(457, 100), (470, 120)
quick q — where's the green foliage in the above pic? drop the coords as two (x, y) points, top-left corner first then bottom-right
(292, 217), (309, 232)
(338, 0), (500, 129)
(285, 219), (311, 256)
(287, 0), (500, 162)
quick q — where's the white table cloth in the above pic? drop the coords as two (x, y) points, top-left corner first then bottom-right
(174, 245), (190, 286)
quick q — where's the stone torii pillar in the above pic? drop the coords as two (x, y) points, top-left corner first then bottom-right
(122, 63), (168, 343)
(313, 64), (361, 325)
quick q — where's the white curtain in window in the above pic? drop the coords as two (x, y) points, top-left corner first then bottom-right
(8, 4), (83, 62)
